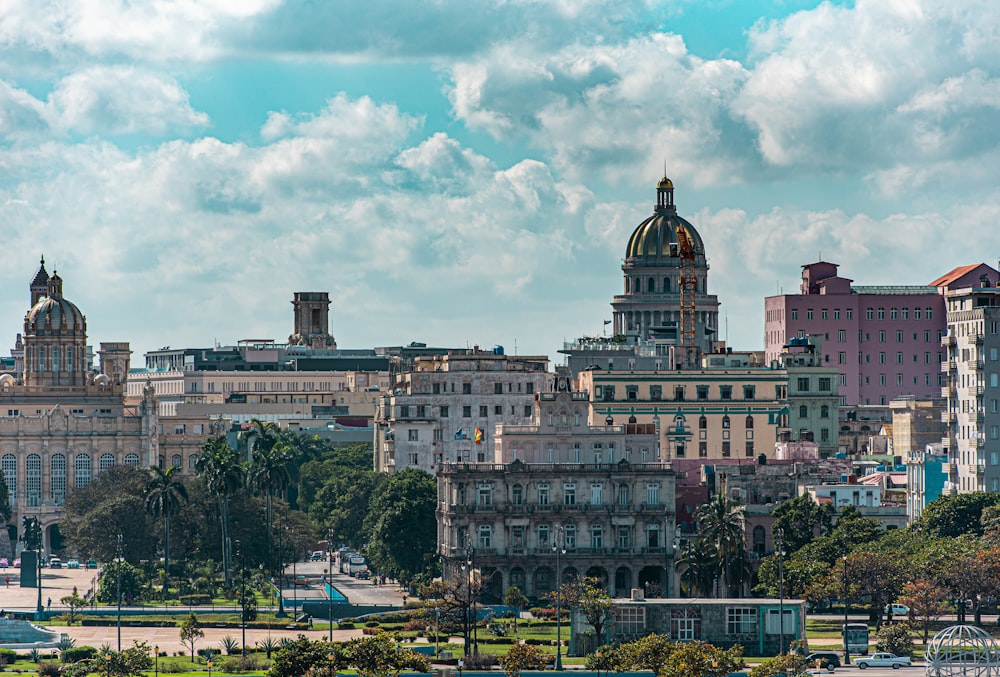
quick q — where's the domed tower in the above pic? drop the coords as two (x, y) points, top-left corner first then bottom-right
(23, 270), (89, 388)
(611, 176), (720, 350)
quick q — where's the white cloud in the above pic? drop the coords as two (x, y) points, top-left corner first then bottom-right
(49, 66), (209, 135)
(0, 81), (49, 138)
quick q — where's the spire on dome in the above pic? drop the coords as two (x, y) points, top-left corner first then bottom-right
(655, 175), (675, 214)
(29, 255), (50, 306)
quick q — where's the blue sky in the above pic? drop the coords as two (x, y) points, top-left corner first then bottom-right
(1, 0), (998, 365)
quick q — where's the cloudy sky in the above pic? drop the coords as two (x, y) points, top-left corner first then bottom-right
(2, 0), (998, 365)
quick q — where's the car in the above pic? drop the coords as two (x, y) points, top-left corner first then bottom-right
(806, 652), (842, 671)
(0, 558), (8, 568)
(13, 558), (20, 568)
(85, 560), (98, 569)
(48, 557), (62, 568)
(854, 653), (912, 669)
(66, 559), (80, 569)
(293, 575), (309, 586)
(884, 603), (910, 616)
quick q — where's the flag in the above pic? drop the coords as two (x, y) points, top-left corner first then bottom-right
(455, 428), (464, 440)
(604, 319), (612, 325)
(474, 427), (484, 445)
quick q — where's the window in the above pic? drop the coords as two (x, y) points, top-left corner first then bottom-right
(479, 405), (488, 417)
(839, 351), (847, 364)
(791, 309), (798, 320)
(746, 415), (754, 429)
(728, 607), (757, 635)
(697, 385), (708, 400)
(511, 526), (524, 548)
(866, 308), (874, 320)
(50, 453), (66, 502)
(538, 484), (549, 505)
(494, 383), (503, 394)
(722, 441), (731, 457)
(433, 383), (441, 394)
(797, 377), (809, 391)
(2, 454), (16, 501)
(926, 307), (933, 319)
(699, 415), (707, 429)
(524, 405), (532, 417)
(463, 383), (472, 394)
(564, 525), (577, 548)
(526, 382), (534, 394)
(674, 386), (685, 401)
(646, 524), (660, 548)
(879, 330), (886, 342)
(799, 405), (808, 418)
(408, 429), (418, 441)
(699, 441), (707, 457)
(26, 453), (40, 506)
(75, 453), (91, 488)
(878, 308), (885, 320)
(914, 308), (922, 319)
(439, 405), (449, 417)
(838, 329), (846, 342)
(846, 309), (853, 319)
(563, 484), (576, 505)
(722, 415), (731, 428)
(646, 483), (660, 505)
(896, 352), (903, 364)
(879, 352), (886, 364)
(478, 484), (493, 506)
(897, 373), (904, 386)
(478, 525), (492, 549)
(537, 524), (550, 547)
(745, 441), (754, 457)
(399, 405), (410, 418)
(617, 526), (631, 550)
(463, 405), (472, 417)
(821, 405), (830, 418)
(512, 484), (523, 505)
(720, 385), (733, 400)
(821, 309), (828, 320)
(743, 385), (755, 400)
(618, 485), (630, 505)
(590, 483), (603, 505)
(807, 309), (814, 320)
(591, 525), (604, 549)
(891, 308), (898, 320)
(650, 385), (662, 401)
(818, 377), (831, 391)
(671, 610), (700, 641)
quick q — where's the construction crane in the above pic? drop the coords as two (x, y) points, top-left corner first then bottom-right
(675, 224), (697, 347)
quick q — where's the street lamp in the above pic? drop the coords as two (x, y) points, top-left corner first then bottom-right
(235, 539), (246, 657)
(775, 528), (786, 655)
(116, 534), (123, 652)
(328, 527), (335, 642)
(328, 651), (335, 677)
(461, 536), (478, 657)
(552, 524), (566, 671)
(104, 653), (111, 677)
(207, 658), (213, 677)
(153, 644), (159, 677)
(842, 554), (850, 665)
(275, 526), (286, 618)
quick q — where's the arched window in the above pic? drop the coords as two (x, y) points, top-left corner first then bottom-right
(699, 415), (707, 430)
(189, 455), (198, 470)
(2, 454), (16, 501)
(50, 453), (66, 503)
(752, 525), (766, 555)
(663, 278), (671, 293)
(722, 415), (730, 429)
(75, 454), (91, 488)
(38, 346), (46, 371)
(26, 453), (40, 506)
(746, 415), (754, 429)
(820, 405), (830, 418)
(99, 453), (115, 472)
(648, 277), (655, 293)
(171, 454), (182, 469)
(124, 453), (140, 467)
(52, 347), (60, 372)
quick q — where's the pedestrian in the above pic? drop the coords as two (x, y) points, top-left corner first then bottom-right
(3, 576), (8, 588)
(46, 597), (51, 611)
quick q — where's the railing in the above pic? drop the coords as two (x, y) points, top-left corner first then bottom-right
(975, 334), (985, 345)
(942, 411), (956, 423)
(942, 335), (957, 346)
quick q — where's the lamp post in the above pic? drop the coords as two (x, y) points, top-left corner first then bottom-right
(275, 526), (286, 618)
(104, 653), (111, 677)
(328, 527), (335, 642)
(552, 524), (566, 671)
(462, 536), (478, 657)
(328, 652), (335, 677)
(775, 528), (786, 655)
(116, 534), (123, 652)
(842, 554), (850, 665)
(154, 644), (159, 677)
(235, 539), (246, 657)
(207, 658), (213, 677)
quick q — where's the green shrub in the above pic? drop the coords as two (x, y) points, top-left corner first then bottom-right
(365, 620), (380, 627)
(337, 622), (356, 629)
(875, 623), (914, 657)
(179, 594), (213, 606)
(62, 646), (99, 663)
(39, 663), (63, 676)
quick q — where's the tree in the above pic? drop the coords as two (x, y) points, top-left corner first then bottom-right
(194, 436), (245, 587)
(695, 493), (747, 596)
(268, 635), (340, 677)
(247, 439), (297, 573)
(503, 585), (529, 634)
(899, 579), (950, 643)
(97, 559), (146, 604)
(144, 465), (189, 597)
(100, 641), (154, 677)
(365, 469), (436, 581)
(499, 643), (547, 677)
(0, 472), (11, 525)
(346, 633), (429, 677)
(310, 469), (384, 550)
(750, 653), (810, 677)
(60, 594), (87, 625)
(678, 538), (717, 597)
(916, 492), (1000, 538)
(180, 612), (204, 660)
(772, 494), (833, 554)
(559, 576), (613, 646)
(874, 623), (914, 657)
(589, 635), (743, 677)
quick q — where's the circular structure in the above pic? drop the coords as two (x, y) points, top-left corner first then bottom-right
(624, 178), (706, 262)
(25, 274), (85, 337)
(926, 625), (1000, 677)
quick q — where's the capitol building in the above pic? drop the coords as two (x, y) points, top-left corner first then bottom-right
(0, 259), (157, 556)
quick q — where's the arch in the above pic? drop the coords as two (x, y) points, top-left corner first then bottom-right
(124, 453), (140, 467)
(99, 453), (115, 472)
(663, 278), (671, 293)
(585, 566), (609, 591)
(699, 415), (707, 429)
(2, 454), (16, 502)
(821, 405), (830, 418)
(614, 567), (632, 596)
(171, 454), (182, 469)
(648, 277), (655, 293)
(481, 569), (503, 604)
(752, 525), (766, 556)
(75, 453), (91, 488)
(50, 453), (66, 503)
(47, 523), (64, 556)
(638, 565), (665, 598)
(746, 415), (754, 429)
(722, 415), (730, 429)
(562, 566), (579, 584)
(26, 453), (41, 507)
(510, 567), (526, 593)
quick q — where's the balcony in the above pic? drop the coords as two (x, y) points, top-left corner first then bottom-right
(967, 359), (985, 370)
(943, 385), (956, 398)
(942, 411), (956, 423)
(942, 335), (956, 347)
(941, 436), (953, 449)
(976, 412), (985, 424)
(941, 361), (955, 373)
(975, 334), (985, 345)
(977, 384), (986, 396)
(977, 437), (986, 449)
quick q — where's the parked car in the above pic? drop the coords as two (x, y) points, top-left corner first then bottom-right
(293, 575), (309, 586)
(806, 652), (842, 671)
(884, 603), (910, 616)
(85, 560), (98, 569)
(0, 558), (8, 568)
(13, 558), (20, 568)
(854, 653), (911, 669)
(48, 557), (62, 568)
(66, 559), (80, 569)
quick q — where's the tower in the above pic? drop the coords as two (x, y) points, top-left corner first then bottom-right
(22, 270), (88, 388)
(98, 342), (133, 385)
(288, 292), (337, 349)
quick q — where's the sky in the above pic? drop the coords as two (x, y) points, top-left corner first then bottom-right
(2, 0), (1000, 366)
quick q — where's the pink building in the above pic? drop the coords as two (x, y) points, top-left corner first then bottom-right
(765, 262), (999, 407)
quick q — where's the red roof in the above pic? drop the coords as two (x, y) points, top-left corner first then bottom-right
(929, 263), (981, 287)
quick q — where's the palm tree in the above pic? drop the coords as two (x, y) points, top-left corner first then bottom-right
(145, 465), (189, 598)
(239, 419), (279, 463)
(247, 441), (298, 573)
(678, 538), (718, 597)
(194, 436), (245, 587)
(694, 493), (747, 597)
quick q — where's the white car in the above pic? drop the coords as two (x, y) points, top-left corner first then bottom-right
(854, 653), (912, 669)
(884, 603), (910, 616)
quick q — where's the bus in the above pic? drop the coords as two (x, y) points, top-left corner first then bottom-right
(843, 623), (870, 656)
